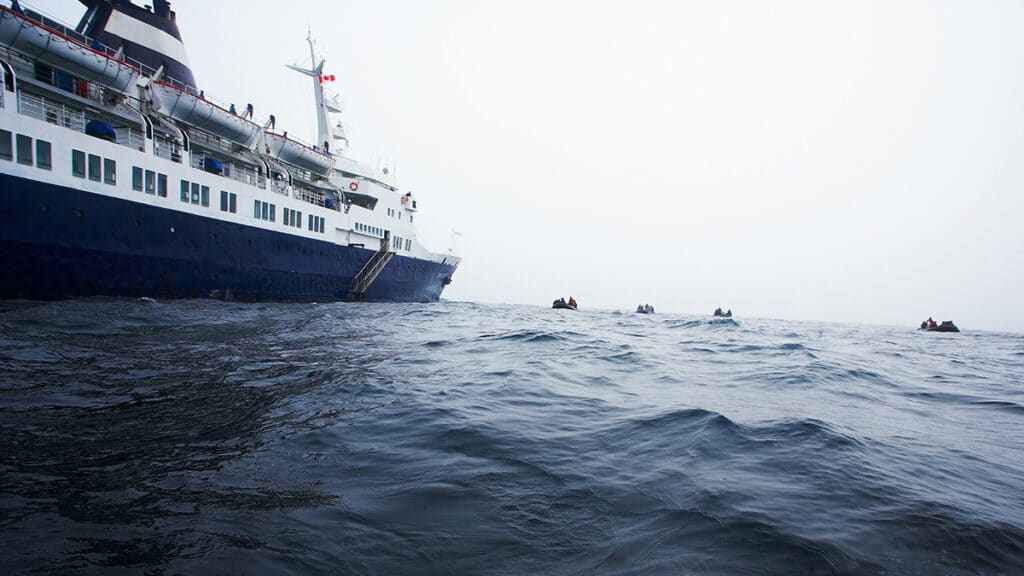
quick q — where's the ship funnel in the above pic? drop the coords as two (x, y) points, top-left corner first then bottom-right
(76, 0), (197, 91)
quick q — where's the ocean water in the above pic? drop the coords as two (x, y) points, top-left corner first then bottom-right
(1, 300), (1022, 575)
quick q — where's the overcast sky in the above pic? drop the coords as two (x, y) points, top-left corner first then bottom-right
(44, 0), (1024, 332)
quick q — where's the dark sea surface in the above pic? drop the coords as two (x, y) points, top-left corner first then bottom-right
(1, 299), (1023, 575)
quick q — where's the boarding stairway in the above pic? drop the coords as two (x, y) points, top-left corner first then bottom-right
(346, 235), (395, 301)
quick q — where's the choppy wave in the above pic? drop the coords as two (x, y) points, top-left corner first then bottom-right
(1, 299), (1023, 574)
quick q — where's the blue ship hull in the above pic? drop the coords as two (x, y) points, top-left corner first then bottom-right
(0, 174), (457, 302)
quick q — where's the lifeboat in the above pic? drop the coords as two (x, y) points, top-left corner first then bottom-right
(264, 131), (334, 176)
(0, 7), (138, 92)
(150, 81), (260, 144)
(0, 8), (262, 147)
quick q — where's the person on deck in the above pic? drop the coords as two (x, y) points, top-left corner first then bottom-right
(569, 297), (577, 308)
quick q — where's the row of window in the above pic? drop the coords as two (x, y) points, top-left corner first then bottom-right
(180, 179), (211, 207)
(391, 235), (412, 251)
(131, 166), (168, 197)
(0, 131), (52, 170)
(355, 222), (383, 237)
(283, 207), (303, 229)
(7, 131), (330, 234)
(220, 190), (238, 214)
(386, 207), (403, 220)
(255, 200), (276, 222)
(73, 149), (115, 185)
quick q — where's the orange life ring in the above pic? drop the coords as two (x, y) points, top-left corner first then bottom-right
(349, 181), (359, 191)
(400, 195), (409, 204)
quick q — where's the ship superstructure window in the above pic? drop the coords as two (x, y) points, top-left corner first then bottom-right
(16, 134), (32, 165)
(0, 130), (11, 161)
(145, 170), (156, 194)
(87, 154), (101, 182)
(133, 167), (143, 191)
(220, 190), (237, 213)
(36, 140), (52, 170)
(405, 239), (411, 251)
(392, 236), (410, 251)
(180, 180), (209, 206)
(103, 158), (115, 184)
(157, 174), (168, 197)
(308, 214), (325, 233)
(282, 208), (302, 228)
(254, 200), (275, 222)
(355, 223), (382, 237)
(71, 149), (85, 178)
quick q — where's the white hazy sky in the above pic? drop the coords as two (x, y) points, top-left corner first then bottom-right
(43, 0), (1024, 332)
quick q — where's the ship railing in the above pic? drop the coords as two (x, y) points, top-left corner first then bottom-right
(24, 58), (108, 107)
(17, 90), (85, 132)
(188, 129), (236, 157)
(294, 186), (327, 208)
(270, 179), (290, 196)
(224, 163), (265, 189)
(187, 154), (269, 190)
(151, 135), (184, 163)
(111, 126), (146, 152)
(191, 154), (220, 176)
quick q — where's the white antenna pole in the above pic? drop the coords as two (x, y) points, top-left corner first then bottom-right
(285, 31), (328, 148)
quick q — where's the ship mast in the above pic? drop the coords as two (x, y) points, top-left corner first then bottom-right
(286, 33), (331, 151)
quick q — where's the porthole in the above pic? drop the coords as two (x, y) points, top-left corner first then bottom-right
(75, 209), (84, 218)
(134, 219), (141, 228)
(41, 203), (49, 212)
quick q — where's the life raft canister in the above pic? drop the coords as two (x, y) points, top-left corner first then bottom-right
(349, 181), (359, 191)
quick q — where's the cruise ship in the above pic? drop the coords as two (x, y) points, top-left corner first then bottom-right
(0, 0), (460, 302)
